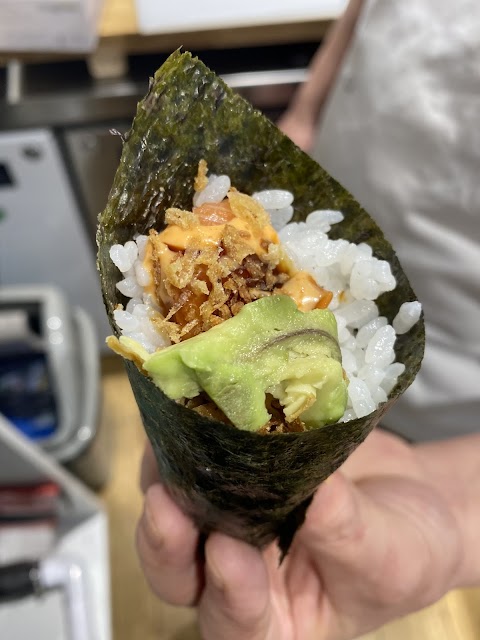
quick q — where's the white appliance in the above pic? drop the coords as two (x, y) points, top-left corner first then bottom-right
(0, 414), (111, 640)
(0, 285), (109, 489)
(0, 128), (111, 350)
(135, 0), (347, 34)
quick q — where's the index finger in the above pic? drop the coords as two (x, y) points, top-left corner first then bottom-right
(136, 482), (203, 606)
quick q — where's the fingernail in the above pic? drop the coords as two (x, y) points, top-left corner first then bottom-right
(143, 496), (164, 550)
(207, 547), (225, 592)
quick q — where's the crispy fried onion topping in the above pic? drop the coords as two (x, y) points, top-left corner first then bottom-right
(149, 218), (289, 343)
(164, 207), (197, 229)
(194, 159), (209, 192)
(184, 393), (307, 434)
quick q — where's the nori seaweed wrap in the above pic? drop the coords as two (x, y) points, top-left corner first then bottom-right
(97, 50), (424, 555)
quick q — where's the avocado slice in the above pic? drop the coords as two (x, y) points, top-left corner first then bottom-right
(139, 295), (347, 432)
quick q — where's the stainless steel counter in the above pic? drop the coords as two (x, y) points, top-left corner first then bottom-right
(0, 44), (314, 129)
(1, 68), (306, 129)
(0, 44), (314, 239)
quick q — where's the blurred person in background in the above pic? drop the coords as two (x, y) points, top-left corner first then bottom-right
(279, 0), (480, 442)
(136, 1), (480, 638)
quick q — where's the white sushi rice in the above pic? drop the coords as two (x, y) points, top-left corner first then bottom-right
(252, 190), (294, 231)
(193, 174), (231, 207)
(278, 210), (420, 420)
(109, 174), (422, 422)
(110, 236), (171, 354)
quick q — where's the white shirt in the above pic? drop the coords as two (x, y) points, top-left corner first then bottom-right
(313, 0), (480, 440)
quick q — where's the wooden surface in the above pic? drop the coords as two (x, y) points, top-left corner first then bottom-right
(100, 0), (139, 37)
(100, 357), (201, 640)
(99, 356), (480, 640)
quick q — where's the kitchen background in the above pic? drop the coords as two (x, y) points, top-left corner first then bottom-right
(0, 1), (479, 639)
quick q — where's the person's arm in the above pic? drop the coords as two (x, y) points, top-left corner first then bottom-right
(278, 0), (365, 151)
(415, 434), (480, 588)
(341, 430), (480, 588)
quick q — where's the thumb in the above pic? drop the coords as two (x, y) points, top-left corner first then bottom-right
(298, 471), (394, 591)
(296, 470), (391, 632)
(299, 471), (376, 572)
(198, 533), (271, 640)
(298, 470), (459, 620)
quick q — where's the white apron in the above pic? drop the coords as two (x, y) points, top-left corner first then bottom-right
(313, 0), (480, 440)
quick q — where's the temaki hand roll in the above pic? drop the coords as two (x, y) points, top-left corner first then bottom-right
(97, 51), (424, 555)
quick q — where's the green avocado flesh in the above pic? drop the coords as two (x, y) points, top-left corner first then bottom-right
(141, 295), (347, 432)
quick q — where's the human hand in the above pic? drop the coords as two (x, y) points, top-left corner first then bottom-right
(136, 429), (463, 640)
